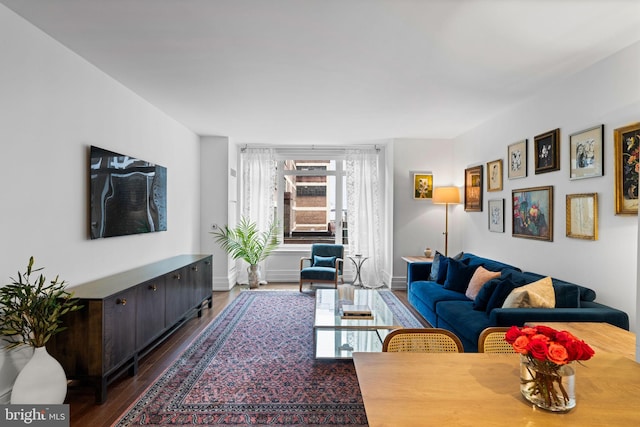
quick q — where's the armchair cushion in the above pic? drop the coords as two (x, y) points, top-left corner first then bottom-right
(301, 266), (339, 281)
(313, 255), (337, 267)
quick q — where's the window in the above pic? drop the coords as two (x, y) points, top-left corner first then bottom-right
(277, 159), (347, 245)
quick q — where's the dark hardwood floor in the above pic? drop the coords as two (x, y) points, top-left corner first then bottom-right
(65, 283), (424, 427)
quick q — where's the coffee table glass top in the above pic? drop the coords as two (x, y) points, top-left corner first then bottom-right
(314, 288), (402, 329)
(313, 288), (403, 359)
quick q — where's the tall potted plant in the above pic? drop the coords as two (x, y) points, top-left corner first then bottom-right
(0, 257), (82, 404)
(211, 217), (281, 288)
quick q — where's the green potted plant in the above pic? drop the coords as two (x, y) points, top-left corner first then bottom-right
(211, 217), (281, 288)
(0, 256), (82, 403)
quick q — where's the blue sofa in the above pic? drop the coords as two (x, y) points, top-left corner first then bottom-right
(407, 252), (629, 352)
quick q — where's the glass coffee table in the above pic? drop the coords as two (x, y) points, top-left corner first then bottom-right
(313, 288), (403, 359)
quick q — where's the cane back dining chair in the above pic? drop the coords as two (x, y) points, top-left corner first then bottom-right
(299, 243), (344, 291)
(382, 328), (464, 353)
(478, 327), (515, 353)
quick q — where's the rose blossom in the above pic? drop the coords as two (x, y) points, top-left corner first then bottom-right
(528, 339), (548, 361)
(547, 343), (569, 365)
(505, 326), (523, 344)
(512, 335), (530, 354)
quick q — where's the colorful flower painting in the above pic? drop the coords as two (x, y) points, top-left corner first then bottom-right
(614, 122), (640, 215)
(512, 186), (553, 241)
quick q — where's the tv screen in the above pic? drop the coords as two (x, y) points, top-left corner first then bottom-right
(90, 146), (167, 239)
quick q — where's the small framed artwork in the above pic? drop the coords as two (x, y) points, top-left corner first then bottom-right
(486, 159), (503, 192)
(488, 199), (505, 233)
(613, 122), (640, 215)
(512, 186), (553, 241)
(569, 125), (604, 180)
(507, 139), (527, 179)
(534, 128), (560, 174)
(412, 171), (433, 200)
(566, 193), (598, 240)
(464, 165), (483, 212)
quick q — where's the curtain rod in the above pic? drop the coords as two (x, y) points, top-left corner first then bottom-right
(240, 144), (381, 153)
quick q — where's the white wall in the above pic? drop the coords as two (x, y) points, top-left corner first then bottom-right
(391, 138), (456, 287)
(453, 41), (640, 332)
(0, 6), (201, 401)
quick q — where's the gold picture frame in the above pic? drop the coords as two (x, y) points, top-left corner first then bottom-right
(566, 193), (598, 240)
(464, 165), (483, 212)
(412, 171), (433, 200)
(613, 122), (640, 215)
(512, 186), (553, 241)
(486, 159), (503, 192)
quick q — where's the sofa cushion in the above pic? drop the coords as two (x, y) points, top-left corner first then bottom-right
(428, 251), (444, 281)
(435, 300), (493, 352)
(443, 258), (478, 293)
(430, 251), (464, 283)
(313, 255), (336, 267)
(460, 253), (520, 272)
(409, 280), (470, 313)
(502, 276), (555, 308)
(553, 282), (580, 308)
(466, 266), (501, 300)
(484, 271), (532, 313)
(473, 278), (500, 311)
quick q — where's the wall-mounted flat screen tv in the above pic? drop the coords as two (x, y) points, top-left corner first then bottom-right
(90, 146), (167, 239)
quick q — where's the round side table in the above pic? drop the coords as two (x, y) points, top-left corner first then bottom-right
(348, 255), (369, 287)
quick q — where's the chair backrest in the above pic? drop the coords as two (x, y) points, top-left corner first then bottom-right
(310, 244), (344, 274)
(382, 328), (464, 353)
(478, 327), (514, 353)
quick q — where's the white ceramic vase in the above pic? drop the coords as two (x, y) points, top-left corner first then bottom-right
(11, 346), (67, 404)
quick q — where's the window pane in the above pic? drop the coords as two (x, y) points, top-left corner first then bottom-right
(282, 160), (343, 244)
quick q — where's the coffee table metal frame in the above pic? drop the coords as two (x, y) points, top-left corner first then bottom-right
(313, 288), (403, 359)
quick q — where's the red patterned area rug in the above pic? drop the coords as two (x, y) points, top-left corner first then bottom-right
(112, 290), (422, 426)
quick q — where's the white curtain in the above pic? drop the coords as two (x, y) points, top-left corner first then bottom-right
(239, 148), (277, 284)
(346, 148), (384, 287)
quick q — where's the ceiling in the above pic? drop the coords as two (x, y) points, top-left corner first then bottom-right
(2, 0), (640, 144)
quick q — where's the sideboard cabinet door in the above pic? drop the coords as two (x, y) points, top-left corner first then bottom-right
(103, 289), (136, 373)
(136, 278), (166, 348)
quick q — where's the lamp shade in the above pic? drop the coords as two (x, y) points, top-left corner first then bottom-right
(432, 186), (460, 204)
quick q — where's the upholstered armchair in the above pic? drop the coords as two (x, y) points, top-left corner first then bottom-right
(299, 244), (344, 291)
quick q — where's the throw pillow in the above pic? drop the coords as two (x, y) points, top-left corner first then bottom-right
(428, 251), (444, 281)
(485, 276), (517, 313)
(465, 266), (501, 300)
(472, 277), (501, 311)
(443, 258), (478, 293)
(434, 251), (464, 284)
(313, 255), (336, 267)
(502, 276), (555, 309)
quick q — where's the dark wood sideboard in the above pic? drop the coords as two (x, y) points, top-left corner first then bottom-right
(47, 254), (213, 403)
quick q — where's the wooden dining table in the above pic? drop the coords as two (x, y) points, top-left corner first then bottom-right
(353, 351), (640, 426)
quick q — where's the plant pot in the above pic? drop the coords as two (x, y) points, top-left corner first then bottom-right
(247, 264), (262, 289)
(520, 355), (575, 412)
(11, 346), (67, 404)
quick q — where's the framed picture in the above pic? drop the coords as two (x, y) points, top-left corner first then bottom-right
(512, 186), (553, 241)
(566, 193), (598, 240)
(507, 139), (527, 179)
(569, 125), (604, 180)
(614, 122), (640, 215)
(488, 199), (505, 233)
(412, 171), (433, 200)
(486, 159), (503, 192)
(464, 165), (483, 212)
(534, 128), (560, 174)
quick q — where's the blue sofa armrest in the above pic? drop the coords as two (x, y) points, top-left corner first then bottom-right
(408, 262), (432, 284)
(489, 307), (630, 330)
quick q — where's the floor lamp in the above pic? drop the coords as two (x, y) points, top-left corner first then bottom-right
(432, 187), (461, 257)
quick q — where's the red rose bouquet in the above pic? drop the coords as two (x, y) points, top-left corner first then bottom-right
(505, 325), (595, 410)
